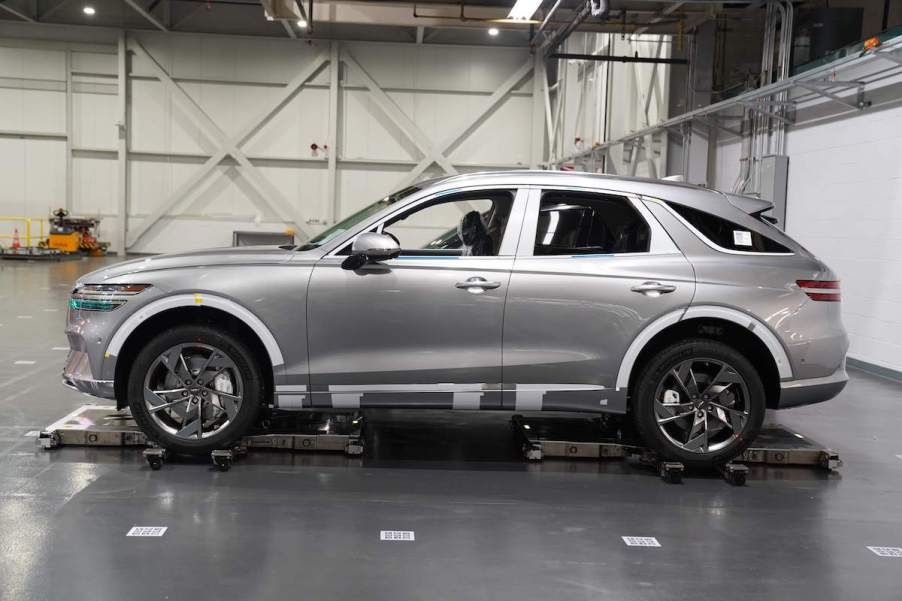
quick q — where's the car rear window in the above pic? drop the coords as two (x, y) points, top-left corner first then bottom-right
(667, 202), (791, 253)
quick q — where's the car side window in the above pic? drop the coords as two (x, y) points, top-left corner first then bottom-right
(377, 190), (515, 257)
(666, 202), (792, 253)
(534, 191), (650, 256)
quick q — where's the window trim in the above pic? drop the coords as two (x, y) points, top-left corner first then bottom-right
(515, 186), (679, 259)
(324, 185), (529, 260)
(649, 197), (795, 257)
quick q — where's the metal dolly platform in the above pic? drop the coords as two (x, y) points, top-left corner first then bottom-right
(37, 404), (365, 471)
(511, 414), (841, 486)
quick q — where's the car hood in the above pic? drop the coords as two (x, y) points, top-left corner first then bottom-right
(77, 246), (299, 285)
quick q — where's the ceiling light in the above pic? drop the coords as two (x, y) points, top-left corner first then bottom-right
(82, 5), (95, 15)
(297, 18), (307, 28)
(507, 0), (543, 21)
(488, 27), (500, 36)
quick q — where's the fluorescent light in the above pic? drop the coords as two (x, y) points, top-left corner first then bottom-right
(488, 27), (500, 36)
(82, 5), (95, 15)
(297, 18), (307, 28)
(507, 0), (543, 21)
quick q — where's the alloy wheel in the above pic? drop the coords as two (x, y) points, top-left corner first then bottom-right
(653, 358), (750, 454)
(142, 343), (244, 440)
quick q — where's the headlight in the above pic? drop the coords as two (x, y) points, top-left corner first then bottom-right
(69, 284), (151, 311)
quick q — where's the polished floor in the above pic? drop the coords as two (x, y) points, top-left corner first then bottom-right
(1, 257), (902, 601)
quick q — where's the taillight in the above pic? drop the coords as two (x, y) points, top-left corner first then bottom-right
(796, 280), (841, 302)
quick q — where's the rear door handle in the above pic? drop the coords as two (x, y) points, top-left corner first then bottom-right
(631, 281), (677, 297)
(455, 277), (501, 294)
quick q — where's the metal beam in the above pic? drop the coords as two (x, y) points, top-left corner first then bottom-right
(123, 0), (168, 31)
(539, 0), (591, 56)
(326, 41), (340, 223)
(38, 0), (72, 20)
(116, 32), (128, 257)
(341, 48), (457, 177)
(633, 1), (685, 36)
(549, 53), (687, 65)
(126, 42), (328, 248)
(0, 1), (35, 22)
(530, 53), (545, 168)
(65, 48), (73, 212)
(739, 100), (794, 126)
(393, 57), (535, 189)
(280, 20), (297, 38)
(554, 35), (902, 167)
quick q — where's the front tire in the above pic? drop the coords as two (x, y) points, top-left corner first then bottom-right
(631, 339), (765, 468)
(127, 325), (264, 455)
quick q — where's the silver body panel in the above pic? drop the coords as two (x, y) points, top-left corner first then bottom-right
(64, 171), (849, 414)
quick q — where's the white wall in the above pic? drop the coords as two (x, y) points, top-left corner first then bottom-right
(783, 103), (902, 372)
(552, 32), (670, 177)
(709, 66), (902, 372)
(0, 26), (537, 254)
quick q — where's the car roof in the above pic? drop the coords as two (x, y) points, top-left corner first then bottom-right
(416, 170), (771, 215)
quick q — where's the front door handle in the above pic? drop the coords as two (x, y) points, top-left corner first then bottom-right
(455, 277), (501, 294)
(631, 281), (677, 297)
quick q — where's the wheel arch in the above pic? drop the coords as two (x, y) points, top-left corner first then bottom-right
(109, 294), (283, 408)
(618, 306), (790, 410)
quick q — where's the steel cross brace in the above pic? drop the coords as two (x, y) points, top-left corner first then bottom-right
(340, 49), (534, 191)
(127, 41), (329, 248)
(796, 79), (869, 111)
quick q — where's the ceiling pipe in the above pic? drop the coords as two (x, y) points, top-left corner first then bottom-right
(549, 52), (688, 65)
(538, 0), (592, 55)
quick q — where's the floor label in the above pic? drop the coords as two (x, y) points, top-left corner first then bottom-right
(127, 527), (168, 537)
(867, 546), (902, 557)
(380, 530), (415, 541)
(622, 536), (660, 547)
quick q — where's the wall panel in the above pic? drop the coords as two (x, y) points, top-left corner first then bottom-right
(0, 30), (536, 255)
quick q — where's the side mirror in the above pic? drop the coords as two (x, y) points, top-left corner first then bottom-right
(341, 232), (401, 270)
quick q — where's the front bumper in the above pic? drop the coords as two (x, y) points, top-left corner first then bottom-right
(62, 349), (116, 399)
(777, 363), (848, 409)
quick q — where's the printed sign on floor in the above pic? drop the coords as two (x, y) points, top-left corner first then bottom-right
(127, 526), (167, 537)
(867, 546), (902, 557)
(622, 536), (660, 547)
(380, 530), (415, 541)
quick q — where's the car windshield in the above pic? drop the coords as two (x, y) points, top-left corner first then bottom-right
(296, 185), (422, 250)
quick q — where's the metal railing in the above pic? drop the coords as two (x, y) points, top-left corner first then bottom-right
(550, 33), (902, 170)
(0, 216), (47, 247)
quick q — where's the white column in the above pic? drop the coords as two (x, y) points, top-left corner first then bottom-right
(326, 41), (340, 224)
(116, 31), (128, 256)
(530, 53), (545, 169)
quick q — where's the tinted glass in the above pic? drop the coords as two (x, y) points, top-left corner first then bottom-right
(667, 202), (791, 253)
(381, 190), (514, 256)
(298, 185), (421, 250)
(534, 192), (650, 255)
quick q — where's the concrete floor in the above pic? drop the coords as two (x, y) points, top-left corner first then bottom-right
(2, 256), (902, 601)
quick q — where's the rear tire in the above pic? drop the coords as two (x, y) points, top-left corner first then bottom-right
(631, 339), (765, 468)
(127, 325), (264, 455)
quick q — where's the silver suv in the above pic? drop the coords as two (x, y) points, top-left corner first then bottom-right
(64, 172), (848, 466)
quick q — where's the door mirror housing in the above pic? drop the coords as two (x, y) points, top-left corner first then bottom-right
(341, 232), (401, 270)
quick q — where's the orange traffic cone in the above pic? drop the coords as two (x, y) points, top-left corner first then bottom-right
(11, 228), (20, 249)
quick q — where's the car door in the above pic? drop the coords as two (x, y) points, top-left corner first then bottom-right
(502, 186), (696, 413)
(306, 186), (528, 410)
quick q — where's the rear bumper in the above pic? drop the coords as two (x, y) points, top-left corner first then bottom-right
(62, 349), (116, 399)
(777, 363), (848, 409)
